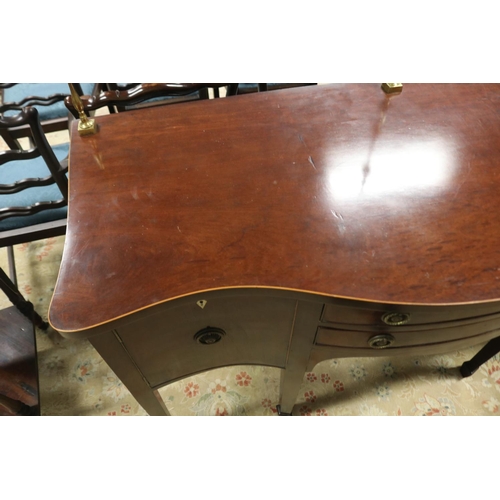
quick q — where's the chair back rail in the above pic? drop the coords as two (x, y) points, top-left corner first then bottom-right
(0, 84), (92, 148)
(0, 107), (68, 225)
(0, 83), (84, 111)
(65, 83), (238, 115)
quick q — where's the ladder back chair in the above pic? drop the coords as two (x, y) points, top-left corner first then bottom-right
(0, 83), (95, 148)
(65, 83), (239, 116)
(0, 106), (69, 328)
(0, 298), (40, 416)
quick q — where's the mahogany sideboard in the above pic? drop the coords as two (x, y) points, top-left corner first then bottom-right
(49, 83), (500, 415)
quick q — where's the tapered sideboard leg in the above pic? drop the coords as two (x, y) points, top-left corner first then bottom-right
(89, 330), (171, 416)
(460, 336), (500, 377)
(278, 366), (304, 415)
(278, 300), (323, 415)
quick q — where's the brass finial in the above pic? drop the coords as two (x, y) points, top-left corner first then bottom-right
(382, 83), (403, 94)
(68, 83), (98, 136)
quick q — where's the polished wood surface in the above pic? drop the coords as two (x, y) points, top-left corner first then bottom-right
(50, 83), (500, 334)
(48, 84), (500, 415)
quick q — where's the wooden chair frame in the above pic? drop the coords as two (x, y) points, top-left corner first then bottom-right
(1, 106), (69, 326)
(64, 83), (239, 116)
(0, 83), (93, 148)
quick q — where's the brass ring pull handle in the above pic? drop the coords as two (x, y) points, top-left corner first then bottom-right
(381, 312), (410, 326)
(368, 334), (396, 349)
(194, 327), (226, 345)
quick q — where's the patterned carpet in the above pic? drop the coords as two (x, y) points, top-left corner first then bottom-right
(1, 236), (500, 416)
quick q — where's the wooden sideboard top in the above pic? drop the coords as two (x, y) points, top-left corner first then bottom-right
(49, 83), (500, 333)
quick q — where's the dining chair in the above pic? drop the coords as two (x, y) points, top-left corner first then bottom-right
(64, 83), (239, 116)
(0, 288), (40, 416)
(0, 83), (96, 148)
(0, 105), (69, 328)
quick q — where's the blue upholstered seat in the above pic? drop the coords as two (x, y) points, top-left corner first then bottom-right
(0, 142), (69, 232)
(2, 83), (95, 120)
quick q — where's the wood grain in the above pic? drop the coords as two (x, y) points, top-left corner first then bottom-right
(50, 83), (500, 334)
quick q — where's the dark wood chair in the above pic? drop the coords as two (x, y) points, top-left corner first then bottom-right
(64, 83), (239, 116)
(0, 266), (47, 330)
(0, 297), (40, 416)
(0, 83), (95, 148)
(0, 106), (69, 327)
(460, 338), (500, 377)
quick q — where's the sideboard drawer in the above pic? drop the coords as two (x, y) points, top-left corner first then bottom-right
(321, 302), (500, 328)
(116, 295), (296, 388)
(315, 316), (500, 350)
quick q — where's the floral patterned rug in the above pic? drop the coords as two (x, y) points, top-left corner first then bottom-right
(1, 236), (500, 416)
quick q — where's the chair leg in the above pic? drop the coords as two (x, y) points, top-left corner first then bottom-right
(227, 84), (239, 96)
(0, 267), (48, 330)
(460, 336), (500, 377)
(7, 245), (17, 286)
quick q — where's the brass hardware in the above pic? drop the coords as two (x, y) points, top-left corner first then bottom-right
(68, 83), (98, 136)
(197, 300), (207, 309)
(368, 334), (395, 349)
(381, 312), (410, 326)
(194, 327), (226, 345)
(381, 83), (403, 94)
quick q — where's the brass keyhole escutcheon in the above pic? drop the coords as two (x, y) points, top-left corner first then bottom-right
(368, 334), (395, 349)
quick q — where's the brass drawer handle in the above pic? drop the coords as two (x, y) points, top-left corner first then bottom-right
(194, 327), (226, 345)
(368, 334), (395, 349)
(381, 312), (410, 326)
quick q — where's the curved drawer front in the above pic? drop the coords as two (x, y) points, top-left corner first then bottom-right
(320, 302), (500, 329)
(315, 315), (500, 349)
(116, 295), (296, 388)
